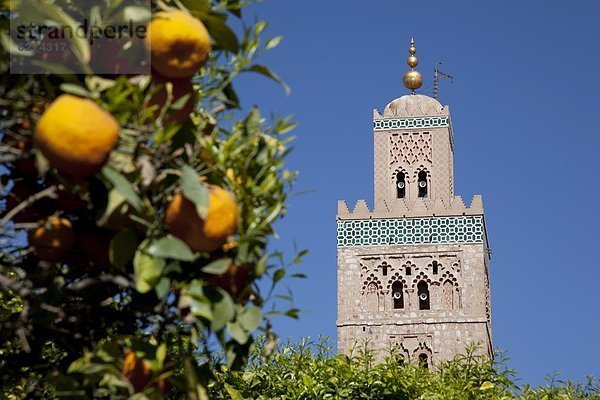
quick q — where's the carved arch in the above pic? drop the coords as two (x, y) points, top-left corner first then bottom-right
(413, 342), (433, 369)
(411, 271), (433, 288)
(361, 274), (383, 295)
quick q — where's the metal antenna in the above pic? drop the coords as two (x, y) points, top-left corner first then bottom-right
(433, 62), (453, 100)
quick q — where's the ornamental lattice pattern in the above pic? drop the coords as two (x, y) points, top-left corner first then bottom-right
(374, 116), (449, 131)
(337, 216), (484, 247)
(390, 132), (432, 167)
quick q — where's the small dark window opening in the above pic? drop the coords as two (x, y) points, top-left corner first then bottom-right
(418, 353), (429, 369)
(397, 354), (405, 366)
(406, 266), (412, 275)
(362, 327), (366, 332)
(432, 261), (438, 275)
(417, 281), (430, 310)
(392, 281), (404, 309)
(381, 263), (388, 276)
(418, 171), (428, 198)
(396, 172), (406, 199)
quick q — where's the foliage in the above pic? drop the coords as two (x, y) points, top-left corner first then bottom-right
(0, 0), (303, 398)
(209, 338), (600, 400)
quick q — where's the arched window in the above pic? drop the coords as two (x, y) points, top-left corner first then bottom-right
(364, 282), (379, 313)
(396, 172), (406, 199)
(432, 261), (439, 275)
(418, 353), (429, 369)
(417, 171), (428, 198)
(417, 281), (430, 310)
(391, 281), (404, 309)
(443, 280), (454, 310)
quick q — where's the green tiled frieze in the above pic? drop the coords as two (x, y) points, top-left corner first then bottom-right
(337, 216), (484, 247)
(374, 116), (449, 131)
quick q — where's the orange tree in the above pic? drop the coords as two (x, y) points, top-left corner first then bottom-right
(0, 1), (302, 398)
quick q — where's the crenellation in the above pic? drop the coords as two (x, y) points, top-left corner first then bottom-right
(338, 200), (350, 215)
(338, 195), (484, 219)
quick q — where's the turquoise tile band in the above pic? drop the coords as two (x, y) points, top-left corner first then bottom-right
(374, 116), (449, 131)
(337, 215), (484, 247)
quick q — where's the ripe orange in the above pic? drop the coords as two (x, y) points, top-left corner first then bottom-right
(122, 350), (172, 394)
(146, 72), (196, 124)
(166, 185), (238, 253)
(123, 350), (152, 392)
(28, 216), (75, 261)
(207, 263), (252, 301)
(34, 95), (120, 177)
(146, 10), (211, 78)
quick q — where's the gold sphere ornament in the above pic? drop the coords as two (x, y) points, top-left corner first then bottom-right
(403, 70), (423, 91)
(407, 55), (418, 68)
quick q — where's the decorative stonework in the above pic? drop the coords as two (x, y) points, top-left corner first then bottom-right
(374, 116), (449, 131)
(390, 132), (432, 166)
(339, 93), (492, 366)
(337, 216), (484, 247)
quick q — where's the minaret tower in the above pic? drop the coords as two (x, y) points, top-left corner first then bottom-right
(336, 40), (492, 367)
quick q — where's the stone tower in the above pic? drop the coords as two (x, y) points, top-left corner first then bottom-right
(336, 40), (492, 367)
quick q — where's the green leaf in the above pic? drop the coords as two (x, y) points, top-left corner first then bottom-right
(40, 3), (91, 64)
(109, 228), (138, 269)
(273, 268), (285, 284)
(180, 165), (209, 219)
(227, 320), (249, 344)
(224, 383), (244, 400)
(146, 235), (196, 261)
(59, 83), (95, 99)
(254, 254), (268, 277)
(156, 343), (167, 367)
(265, 35), (283, 49)
(171, 92), (193, 111)
(202, 258), (231, 275)
(211, 291), (235, 332)
(244, 107), (261, 135)
(102, 167), (143, 212)
(133, 248), (166, 293)
(155, 277), (171, 299)
(201, 14), (239, 52)
(238, 306), (262, 331)
(244, 64), (291, 95)
(218, 81), (240, 109)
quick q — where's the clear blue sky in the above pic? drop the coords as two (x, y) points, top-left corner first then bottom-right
(234, 0), (600, 386)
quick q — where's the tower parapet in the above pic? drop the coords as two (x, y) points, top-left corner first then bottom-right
(338, 195), (483, 219)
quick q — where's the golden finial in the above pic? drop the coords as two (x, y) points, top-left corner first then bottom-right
(403, 38), (423, 93)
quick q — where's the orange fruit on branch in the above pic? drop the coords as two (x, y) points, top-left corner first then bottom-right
(28, 216), (75, 261)
(34, 95), (120, 177)
(146, 72), (197, 124)
(122, 350), (172, 393)
(166, 185), (238, 253)
(146, 10), (212, 78)
(207, 262), (252, 301)
(123, 350), (153, 392)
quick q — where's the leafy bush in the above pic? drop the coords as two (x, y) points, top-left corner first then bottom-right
(210, 338), (600, 400)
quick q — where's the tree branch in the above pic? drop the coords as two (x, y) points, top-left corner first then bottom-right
(0, 185), (58, 228)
